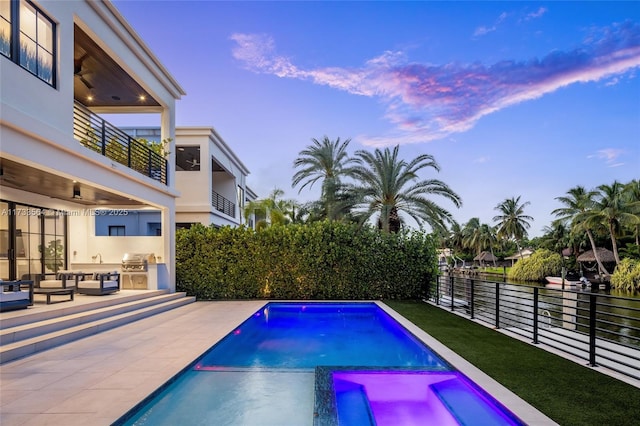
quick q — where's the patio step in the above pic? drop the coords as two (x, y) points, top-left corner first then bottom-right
(0, 290), (170, 329)
(0, 292), (195, 364)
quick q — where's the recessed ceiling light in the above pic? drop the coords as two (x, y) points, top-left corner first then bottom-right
(139, 95), (146, 101)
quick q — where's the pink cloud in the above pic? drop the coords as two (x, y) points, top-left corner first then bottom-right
(588, 148), (626, 167)
(231, 21), (640, 146)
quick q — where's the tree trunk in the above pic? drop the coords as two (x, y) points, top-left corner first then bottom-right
(389, 206), (401, 233)
(608, 221), (621, 264)
(586, 229), (608, 275)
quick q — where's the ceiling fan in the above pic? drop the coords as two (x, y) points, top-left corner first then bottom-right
(186, 157), (200, 169)
(74, 53), (93, 90)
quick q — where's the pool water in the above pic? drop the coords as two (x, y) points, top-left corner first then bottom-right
(119, 302), (524, 425)
(196, 302), (449, 369)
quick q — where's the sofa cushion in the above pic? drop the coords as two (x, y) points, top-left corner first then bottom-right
(78, 280), (118, 289)
(0, 290), (31, 302)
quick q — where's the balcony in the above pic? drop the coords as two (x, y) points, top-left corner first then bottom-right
(212, 190), (236, 217)
(73, 101), (168, 184)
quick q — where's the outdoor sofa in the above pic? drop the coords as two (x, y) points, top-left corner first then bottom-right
(0, 280), (34, 312)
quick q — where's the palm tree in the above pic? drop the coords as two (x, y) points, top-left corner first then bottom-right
(493, 196), (533, 256)
(461, 218), (497, 266)
(292, 136), (357, 221)
(462, 217), (481, 255)
(584, 181), (638, 264)
(552, 186), (607, 275)
(623, 179), (640, 246)
(479, 224), (499, 267)
(243, 188), (294, 229)
(351, 145), (462, 233)
(447, 221), (465, 255)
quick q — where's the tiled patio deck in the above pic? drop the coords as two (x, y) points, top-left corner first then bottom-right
(0, 300), (557, 425)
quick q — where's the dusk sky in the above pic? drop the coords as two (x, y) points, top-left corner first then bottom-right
(112, 1), (640, 237)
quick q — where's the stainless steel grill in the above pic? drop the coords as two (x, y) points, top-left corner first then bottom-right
(121, 253), (156, 272)
(121, 253), (156, 289)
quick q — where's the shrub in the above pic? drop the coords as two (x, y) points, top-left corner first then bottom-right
(610, 258), (640, 292)
(176, 221), (438, 300)
(508, 249), (563, 282)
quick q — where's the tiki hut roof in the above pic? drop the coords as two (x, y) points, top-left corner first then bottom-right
(577, 248), (616, 263)
(474, 251), (497, 262)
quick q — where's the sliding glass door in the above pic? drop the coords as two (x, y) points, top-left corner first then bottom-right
(0, 201), (67, 281)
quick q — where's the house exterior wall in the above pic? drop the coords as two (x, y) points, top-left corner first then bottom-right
(0, 1), (184, 291)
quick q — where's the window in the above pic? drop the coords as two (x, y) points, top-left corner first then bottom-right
(237, 186), (245, 224)
(108, 226), (125, 236)
(176, 222), (197, 230)
(147, 222), (162, 236)
(0, 0), (55, 86)
(176, 146), (200, 171)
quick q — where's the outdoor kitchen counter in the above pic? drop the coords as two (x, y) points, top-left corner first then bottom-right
(69, 263), (170, 290)
(69, 263), (121, 273)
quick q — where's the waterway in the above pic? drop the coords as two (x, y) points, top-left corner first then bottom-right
(438, 273), (640, 348)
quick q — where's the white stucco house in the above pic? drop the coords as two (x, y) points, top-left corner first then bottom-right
(0, 0), (185, 291)
(121, 126), (257, 229)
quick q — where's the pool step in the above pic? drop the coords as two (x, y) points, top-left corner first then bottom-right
(334, 379), (376, 426)
(430, 378), (520, 426)
(0, 292), (195, 364)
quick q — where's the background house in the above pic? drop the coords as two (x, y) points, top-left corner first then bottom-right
(121, 126), (256, 229)
(504, 248), (535, 266)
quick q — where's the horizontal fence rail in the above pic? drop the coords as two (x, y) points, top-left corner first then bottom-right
(73, 101), (168, 185)
(428, 274), (640, 381)
(212, 190), (235, 218)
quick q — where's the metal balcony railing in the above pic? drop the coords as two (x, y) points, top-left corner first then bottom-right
(428, 274), (640, 381)
(73, 101), (168, 184)
(212, 190), (235, 217)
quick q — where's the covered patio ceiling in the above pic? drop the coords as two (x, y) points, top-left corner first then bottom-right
(0, 158), (145, 206)
(74, 24), (160, 108)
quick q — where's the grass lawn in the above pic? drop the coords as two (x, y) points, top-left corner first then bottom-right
(387, 300), (640, 426)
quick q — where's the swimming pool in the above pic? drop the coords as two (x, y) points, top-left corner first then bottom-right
(117, 302), (524, 425)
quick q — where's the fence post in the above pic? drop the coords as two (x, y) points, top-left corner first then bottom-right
(495, 282), (500, 328)
(589, 294), (598, 367)
(470, 279), (475, 319)
(450, 275), (455, 311)
(436, 277), (440, 306)
(533, 287), (539, 344)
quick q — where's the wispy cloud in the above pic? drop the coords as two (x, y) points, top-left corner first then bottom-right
(525, 7), (547, 21)
(473, 11), (508, 37)
(473, 156), (491, 164)
(231, 21), (640, 147)
(588, 148), (626, 167)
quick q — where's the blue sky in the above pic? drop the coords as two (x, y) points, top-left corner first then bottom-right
(113, 1), (640, 237)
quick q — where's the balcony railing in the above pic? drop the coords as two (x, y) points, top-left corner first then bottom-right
(73, 101), (168, 184)
(212, 190), (235, 217)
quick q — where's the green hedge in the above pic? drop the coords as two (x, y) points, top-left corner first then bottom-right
(508, 248), (563, 282)
(611, 258), (640, 292)
(176, 221), (438, 300)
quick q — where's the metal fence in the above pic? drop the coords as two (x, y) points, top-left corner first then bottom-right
(212, 190), (235, 218)
(428, 274), (640, 381)
(73, 101), (168, 184)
